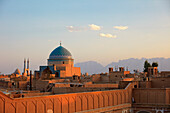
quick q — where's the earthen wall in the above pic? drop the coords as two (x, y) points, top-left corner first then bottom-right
(0, 82), (137, 113)
(133, 88), (170, 104)
(151, 77), (170, 88)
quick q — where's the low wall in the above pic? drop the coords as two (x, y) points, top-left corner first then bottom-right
(119, 81), (139, 89)
(132, 88), (170, 113)
(10, 92), (52, 98)
(0, 81), (11, 88)
(54, 83), (70, 87)
(0, 82), (137, 113)
(84, 84), (118, 88)
(52, 87), (116, 94)
(133, 88), (170, 104)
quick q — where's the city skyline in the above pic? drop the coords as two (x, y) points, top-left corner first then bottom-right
(0, 0), (170, 74)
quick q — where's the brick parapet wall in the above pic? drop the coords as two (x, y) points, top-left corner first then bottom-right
(133, 88), (170, 104)
(0, 82), (137, 113)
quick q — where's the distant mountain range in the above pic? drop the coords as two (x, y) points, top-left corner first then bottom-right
(75, 58), (170, 75)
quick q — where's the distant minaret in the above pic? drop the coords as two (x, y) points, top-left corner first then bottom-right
(27, 58), (30, 75)
(23, 58), (26, 73)
(23, 58), (30, 76)
(27, 58), (29, 69)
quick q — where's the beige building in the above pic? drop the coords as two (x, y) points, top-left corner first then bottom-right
(147, 67), (158, 77)
(109, 67), (130, 83)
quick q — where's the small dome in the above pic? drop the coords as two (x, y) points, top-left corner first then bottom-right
(14, 68), (21, 75)
(49, 45), (72, 59)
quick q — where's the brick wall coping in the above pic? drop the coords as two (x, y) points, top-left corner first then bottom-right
(75, 103), (131, 113)
(13, 88), (126, 100)
(0, 82), (135, 101)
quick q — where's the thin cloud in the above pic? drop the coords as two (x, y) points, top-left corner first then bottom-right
(114, 26), (128, 30)
(99, 33), (117, 38)
(66, 26), (87, 32)
(66, 26), (76, 32)
(89, 24), (101, 31)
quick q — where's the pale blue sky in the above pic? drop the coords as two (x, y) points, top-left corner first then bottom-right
(0, 0), (170, 74)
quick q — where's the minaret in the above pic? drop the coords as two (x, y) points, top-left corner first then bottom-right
(27, 58), (29, 69)
(27, 58), (30, 75)
(23, 58), (26, 73)
(23, 58), (30, 76)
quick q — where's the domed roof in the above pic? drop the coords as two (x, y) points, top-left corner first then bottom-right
(14, 68), (21, 74)
(49, 45), (72, 59)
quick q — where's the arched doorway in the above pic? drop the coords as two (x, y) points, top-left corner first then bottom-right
(41, 67), (52, 79)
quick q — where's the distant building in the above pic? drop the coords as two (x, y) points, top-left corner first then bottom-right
(147, 67), (158, 77)
(109, 67), (131, 83)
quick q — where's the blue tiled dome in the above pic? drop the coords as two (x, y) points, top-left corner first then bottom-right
(49, 46), (72, 59)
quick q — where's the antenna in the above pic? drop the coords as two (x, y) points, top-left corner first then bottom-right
(60, 41), (61, 46)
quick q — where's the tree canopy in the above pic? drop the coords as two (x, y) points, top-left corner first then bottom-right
(144, 60), (151, 72)
(152, 62), (158, 67)
(143, 60), (159, 72)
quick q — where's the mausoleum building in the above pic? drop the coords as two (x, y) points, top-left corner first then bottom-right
(35, 43), (81, 79)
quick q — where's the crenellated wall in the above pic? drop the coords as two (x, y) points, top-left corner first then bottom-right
(0, 82), (137, 113)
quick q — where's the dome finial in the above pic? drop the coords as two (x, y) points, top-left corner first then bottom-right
(60, 41), (61, 46)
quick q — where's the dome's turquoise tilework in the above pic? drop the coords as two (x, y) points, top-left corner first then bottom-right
(49, 46), (72, 59)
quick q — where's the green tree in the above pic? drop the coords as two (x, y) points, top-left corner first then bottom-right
(152, 62), (158, 67)
(144, 60), (151, 72)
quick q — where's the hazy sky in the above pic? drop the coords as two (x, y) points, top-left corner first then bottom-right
(0, 0), (170, 74)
